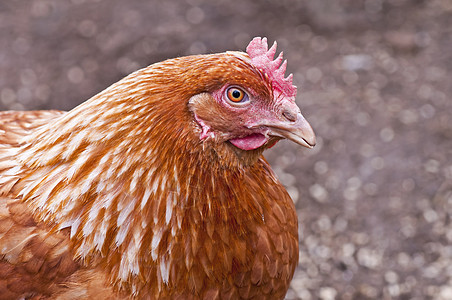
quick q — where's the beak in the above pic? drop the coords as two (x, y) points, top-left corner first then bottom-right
(266, 112), (316, 149)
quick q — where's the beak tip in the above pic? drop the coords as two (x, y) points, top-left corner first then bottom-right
(299, 122), (316, 149)
(306, 134), (316, 148)
(301, 135), (316, 149)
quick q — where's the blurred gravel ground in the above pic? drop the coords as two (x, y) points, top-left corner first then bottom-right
(1, 0), (451, 299)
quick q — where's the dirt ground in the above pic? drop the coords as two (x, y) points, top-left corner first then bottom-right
(1, 0), (451, 299)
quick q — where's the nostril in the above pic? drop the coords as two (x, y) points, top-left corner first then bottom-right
(282, 110), (297, 122)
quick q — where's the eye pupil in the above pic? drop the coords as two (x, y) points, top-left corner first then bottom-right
(232, 90), (241, 99)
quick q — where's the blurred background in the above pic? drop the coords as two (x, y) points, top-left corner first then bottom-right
(1, 0), (451, 299)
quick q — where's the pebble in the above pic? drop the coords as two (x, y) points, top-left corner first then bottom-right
(185, 7), (205, 24)
(319, 287), (337, 300)
(341, 54), (373, 71)
(357, 247), (382, 269)
(384, 271), (399, 284)
(384, 30), (418, 51)
(439, 286), (452, 300)
(314, 161), (328, 175)
(309, 184), (328, 203)
(306, 67), (323, 84)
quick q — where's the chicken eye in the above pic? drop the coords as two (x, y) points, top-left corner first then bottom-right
(226, 87), (248, 104)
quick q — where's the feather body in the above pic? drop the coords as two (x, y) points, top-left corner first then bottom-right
(0, 39), (308, 299)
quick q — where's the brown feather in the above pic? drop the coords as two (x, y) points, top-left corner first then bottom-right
(0, 48), (300, 299)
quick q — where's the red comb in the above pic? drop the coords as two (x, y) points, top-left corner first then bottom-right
(246, 37), (297, 99)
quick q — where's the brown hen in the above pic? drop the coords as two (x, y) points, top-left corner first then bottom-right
(0, 37), (315, 299)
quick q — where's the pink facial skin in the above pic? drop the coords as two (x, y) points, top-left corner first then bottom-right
(210, 84), (272, 151)
(194, 38), (298, 152)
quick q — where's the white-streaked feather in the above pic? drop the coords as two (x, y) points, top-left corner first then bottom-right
(151, 229), (163, 261)
(160, 255), (170, 285)
(165, 193), (173, 225)
(115, 220), (131, 246)
(117, 198), (137, 228)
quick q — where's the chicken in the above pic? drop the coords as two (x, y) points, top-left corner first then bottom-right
(0, 37), (315, 299)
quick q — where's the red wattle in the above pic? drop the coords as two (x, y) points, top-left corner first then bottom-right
(229, 133), (268, 150)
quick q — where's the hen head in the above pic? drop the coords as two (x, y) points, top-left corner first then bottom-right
(188, 37), (315, 164)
